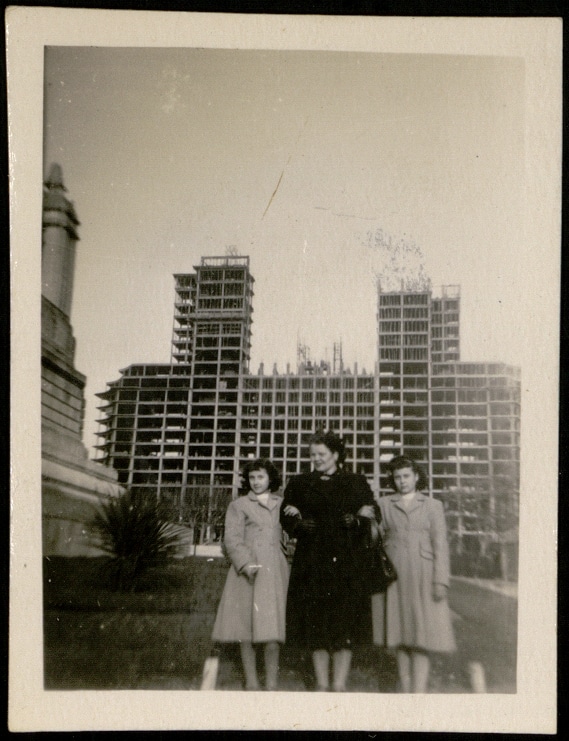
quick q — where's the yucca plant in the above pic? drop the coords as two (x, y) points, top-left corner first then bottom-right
(93, 489), (189, 592)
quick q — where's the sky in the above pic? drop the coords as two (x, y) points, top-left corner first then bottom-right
(43, 47), (526, 455)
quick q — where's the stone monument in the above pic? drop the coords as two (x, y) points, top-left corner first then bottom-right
(41, 163), (121, 555)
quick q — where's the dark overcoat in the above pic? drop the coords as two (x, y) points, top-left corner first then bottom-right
(281, 470), (376, 652)
(372, 493), (456, 652)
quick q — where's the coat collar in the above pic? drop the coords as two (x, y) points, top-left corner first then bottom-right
(390, 491), (428, 514)
(308, 468), (342, 482)
(246, 491), (281, 511)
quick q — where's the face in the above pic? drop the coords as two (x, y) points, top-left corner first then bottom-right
(393, 466), (419, 495)
(310, 444), (339, 475)
(249, 468), (271, 495)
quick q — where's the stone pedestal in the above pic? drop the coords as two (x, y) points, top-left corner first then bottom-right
(42, 427), (122, 556)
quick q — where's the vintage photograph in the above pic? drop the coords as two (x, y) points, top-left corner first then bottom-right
(9, 9), (560, 734)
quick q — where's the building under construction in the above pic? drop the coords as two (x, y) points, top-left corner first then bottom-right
(95, 256), (520, 557)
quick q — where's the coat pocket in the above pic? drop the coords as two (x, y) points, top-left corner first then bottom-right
(420, 543), (434, 560)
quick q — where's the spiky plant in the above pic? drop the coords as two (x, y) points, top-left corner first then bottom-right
(93, 489), (189, 592)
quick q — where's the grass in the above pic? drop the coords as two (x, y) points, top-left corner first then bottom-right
(43, 556), (400, 691)
(44, 555), (224, 612)
(43, 557), (512, 692)
(43, 555), (227, 689)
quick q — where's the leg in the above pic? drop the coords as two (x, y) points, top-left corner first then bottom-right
(312, 649), (330, 690)
(239, 641), (259, 690)
(396, 647), (412, 693)
(264, 642), (280, 691)
(411, 650), (430, 693)
(332, 649), (352, 692)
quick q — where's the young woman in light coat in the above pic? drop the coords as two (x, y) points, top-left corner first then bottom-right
(373, 456), (456, 693)
(212, 458), (289, 690)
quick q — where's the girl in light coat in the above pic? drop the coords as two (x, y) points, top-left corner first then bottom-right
(373, 456), (456, 693)
(212, 458), (289, 690)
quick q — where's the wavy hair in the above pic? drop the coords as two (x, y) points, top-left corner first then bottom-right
(309, 430), (346, 466)
(387, 455), (429, 491)
(242, 458), (282, 493)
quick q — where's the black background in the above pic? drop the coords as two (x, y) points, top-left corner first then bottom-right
(2, 0), (565, 738)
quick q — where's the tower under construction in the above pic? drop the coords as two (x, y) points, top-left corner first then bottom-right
(95, 254), (520, 563)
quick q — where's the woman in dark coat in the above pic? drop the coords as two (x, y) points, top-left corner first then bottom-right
(281, 431), (376, 691)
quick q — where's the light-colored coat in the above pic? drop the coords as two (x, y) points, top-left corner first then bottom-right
(372, 493), (456, 652)
(212, 492), (289, 644)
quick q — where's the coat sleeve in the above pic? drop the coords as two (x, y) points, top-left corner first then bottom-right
(354, 474), (376, 508)
(356, 476), (381, 548)
(352, 475), (378, 530)
(280, 475), (304, 537)
(223, 500), (255, 573)
(430, 499), (451, 587)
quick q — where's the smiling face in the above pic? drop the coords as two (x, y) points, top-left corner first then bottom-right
(249, 468), (271, 495)
(392, 466), (419, 495)
(310, 443), (339, 476)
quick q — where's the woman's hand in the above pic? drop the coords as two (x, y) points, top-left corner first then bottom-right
(432, 583), (448, 602)
(283, 505), (315, 534)
(242, 563), (261, 583)
(341, 504), (376, 528)
(284, 504), (301, 517)
(296, 518), (317, 534)
(340, 513), (360, 529)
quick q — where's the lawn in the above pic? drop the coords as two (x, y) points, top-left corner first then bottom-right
(43, 555), (228, 689)
(44, 556), (482, 692)
(43, 555), (402, 691)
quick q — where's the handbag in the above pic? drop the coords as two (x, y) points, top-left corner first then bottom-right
(368, 519), (397, 593)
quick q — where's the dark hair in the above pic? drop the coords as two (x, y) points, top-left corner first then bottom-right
(387, 455), (429, 491)
(309, 430), (346, 466)
(242, 458), (282, 493)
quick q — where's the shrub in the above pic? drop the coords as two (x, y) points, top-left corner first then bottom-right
(92, 489), (190, 592)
